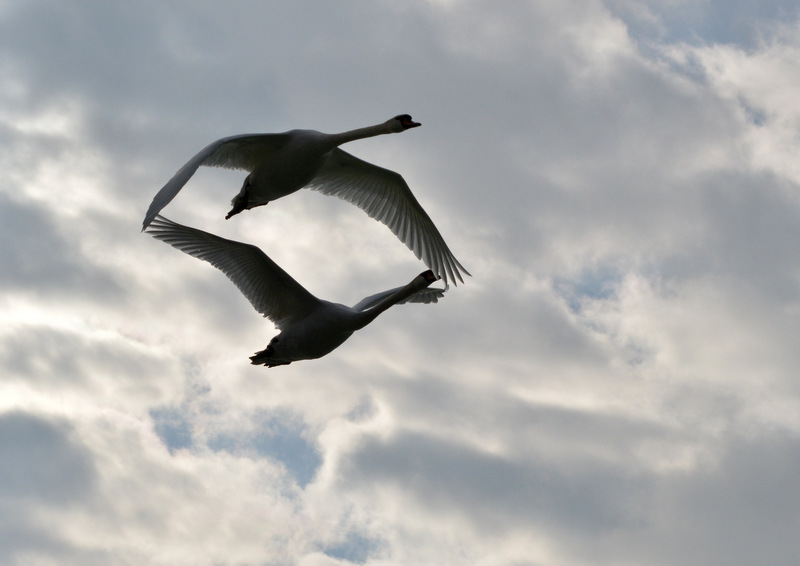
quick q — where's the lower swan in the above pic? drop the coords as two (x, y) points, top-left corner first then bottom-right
(147, 215), (445, 366)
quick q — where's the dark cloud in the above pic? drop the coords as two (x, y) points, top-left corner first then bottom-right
(0, 323), (166, 389)
(0, 193), (123, 300)
(380, 374), (674, 456)
(0, 411), (96, 505)
(697, 171), (800, 300)
(598, 429), (800, 566)
(664, 431), (800, 564)
(346, 429), (648, 535)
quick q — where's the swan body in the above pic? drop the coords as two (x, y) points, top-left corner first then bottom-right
(146, 215), (444, 367)
(142, 114), (470, 286)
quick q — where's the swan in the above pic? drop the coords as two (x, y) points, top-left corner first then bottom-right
(141, 114), (470, 286)
(146, 215), (446, 367)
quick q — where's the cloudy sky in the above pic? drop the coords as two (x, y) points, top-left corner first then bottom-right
(3, 1), (800, 564)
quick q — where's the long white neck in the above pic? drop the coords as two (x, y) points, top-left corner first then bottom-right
(326, 121), (394, 147)
(352, 276), (429, 330)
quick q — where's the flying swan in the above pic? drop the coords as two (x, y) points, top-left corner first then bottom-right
(142, 114), (469, 286)
(147, 215), (445, 367)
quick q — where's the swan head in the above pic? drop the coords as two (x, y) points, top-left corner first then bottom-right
(390, 114), (421, 132)
(419, 269), (438, 284)
(400, 269), (439, 296)
(409, 270), (439, 294)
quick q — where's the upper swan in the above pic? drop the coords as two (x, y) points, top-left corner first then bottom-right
(146, 215), (446, 367)
(142, 114), (469, 286)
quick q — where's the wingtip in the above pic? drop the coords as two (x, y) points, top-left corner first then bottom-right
(142, 216), (155, 232)
(447, 261), (471, 287)
(142, 211), (156, 232)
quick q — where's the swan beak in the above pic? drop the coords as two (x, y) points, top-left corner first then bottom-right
(403, 117), (421, 128)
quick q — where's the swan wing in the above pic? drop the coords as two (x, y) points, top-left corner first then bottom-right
(142, 133), (290, 229)
(352, 285), (447, 311)
(305, 148), (470, 286)
(146, 215), (319, 330)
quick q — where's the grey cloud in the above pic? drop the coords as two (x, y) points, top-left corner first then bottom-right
(0, 0), (430, 154)
(381, 279), (612, 377)
(600, 429), (800, 566)
(382, 374), (674, 459)
(665, 431), (800, 564)
(0, 524), (114, 566)
(609, 0), (800, 47)
(405, 33), (742, 273)
(554, 166), (800, 307)
(346, 429), (648, 535)
(0, 411), (96, 505)
(696, 172), (800, 300)
(0, 525), (72, 566)
(0, 323), (167, 392)
(0, 193), (123, 300)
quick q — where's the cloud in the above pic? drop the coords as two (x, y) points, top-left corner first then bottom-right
(345, 429), (648, 535)
(0, 412), (97, 565)
(0, 193), (122, 299)
(608, 0), (800, 47)
(2, 1), (800, 565)
(605, 430), (800, 566)
(0, 411), (96, 505)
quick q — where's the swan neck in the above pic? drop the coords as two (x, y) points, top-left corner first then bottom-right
(353, 280), (420, 329)
(328, 123), (389, 147)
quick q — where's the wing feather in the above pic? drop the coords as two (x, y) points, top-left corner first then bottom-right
(146, 215), (319, 330)
(142, 133), (289, 229)
(305, 148), (470, 286)
(352, 285), (447, 311)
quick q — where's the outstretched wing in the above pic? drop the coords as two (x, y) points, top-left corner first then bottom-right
(305, 148), (470, 286)
(146, 215), (319, 330)
(352, 285), (447, 312)
(142, 133), (289, 229)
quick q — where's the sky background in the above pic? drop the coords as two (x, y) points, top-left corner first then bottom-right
(2, 1), (800, 564)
